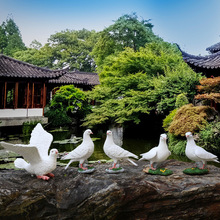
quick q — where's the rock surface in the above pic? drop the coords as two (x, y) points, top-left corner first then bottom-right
(0, 160), (220, 220)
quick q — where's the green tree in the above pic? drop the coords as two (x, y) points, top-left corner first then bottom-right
(14, 43), (55, 68)
(92, 13), (159, 70)
(14, 29), (98, 71)
(83, 41), (201, 127)
(30, 40), (42, 49)
(0, 25), (7, 53)
(48, 29), (98, 71)
(45, 85), (90, 127)
(0, 17), (26, 56)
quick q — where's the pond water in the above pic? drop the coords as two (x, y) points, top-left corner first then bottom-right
(50, 130), (191, 163)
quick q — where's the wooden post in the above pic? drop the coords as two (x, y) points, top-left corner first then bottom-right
(42, 83), (46, 115)
(4, 82), (7, 109)
(27, 82), (29, 108)
(14, 82), (19, 108)
(32, 82), (34, 108)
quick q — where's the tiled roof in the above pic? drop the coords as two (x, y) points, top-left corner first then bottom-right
(177, 45), (220, 69)
(48, 71), (100, 86)
(0, 54), (100, 86)
(206, 42), (220, 53)
(0, 54), (66, 78)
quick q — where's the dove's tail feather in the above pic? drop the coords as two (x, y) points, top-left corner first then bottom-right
(138, 157), (145, 161)
(61, 154), (69, 160)
(14, 158), (28, 169)
(65, 160), (73, 170)
(130, 154), (138, 159)
(214, 159), (220, 163)
(127, 158), (138, 166)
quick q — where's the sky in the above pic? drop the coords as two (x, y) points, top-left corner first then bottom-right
(1, 0), (220, 55)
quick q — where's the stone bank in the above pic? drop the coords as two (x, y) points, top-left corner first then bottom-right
(0, 160), (220, 219)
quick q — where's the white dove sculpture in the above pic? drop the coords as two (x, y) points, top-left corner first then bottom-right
(61, 129), (94, 170)
(103, 130), (138, 169)
(0, 123), (58, 180)
(139, 134), (171, 170)
(185, 132), (219, 169)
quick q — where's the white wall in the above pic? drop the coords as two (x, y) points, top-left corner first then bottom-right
(0, 108), (43, 118)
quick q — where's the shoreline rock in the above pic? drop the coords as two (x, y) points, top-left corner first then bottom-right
(0, 159), (220, 219)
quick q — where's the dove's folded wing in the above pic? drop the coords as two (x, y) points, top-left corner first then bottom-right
(61, 143), (89, 160)
(0, 142), (41, 165)
(195, 147), (218, 160)
(107, 144), (136, 158)
(141, 147), (157, 160)
(29, 123), (53, 158)
(105, 144), (122, 157)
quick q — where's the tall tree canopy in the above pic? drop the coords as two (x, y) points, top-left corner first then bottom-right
(48, 29), (98, 71)
(91, 13), (160, 70)
(83, 41), (201, 127)
(0, 17), (26, 56)
(14, 29), (98, 71)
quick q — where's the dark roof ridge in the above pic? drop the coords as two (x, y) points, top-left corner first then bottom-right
(0, 54), (66, 73)
(176, 44), (220, 60)
(177, 44), (220, 71)
(206, 42), (220, 53)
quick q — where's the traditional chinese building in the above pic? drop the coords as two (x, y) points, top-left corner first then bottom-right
(0, 54), (99, 127)
(178, 43), (220, 113)
(177, 43), (220, 78)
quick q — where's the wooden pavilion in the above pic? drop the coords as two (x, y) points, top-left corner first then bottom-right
(0, 54), (99, 126)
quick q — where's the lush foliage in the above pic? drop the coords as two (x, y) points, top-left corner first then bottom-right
(167, 133), (186, 156)
(163, 93), (189, 132)
(45, 85), (90, 127)
(175, 93), (189, 108)
(91, 13), (159, 70)
(195, 76), (220, 103)
(14, 29), (98, 71)
(83, 41), (201, 127)
(164, 104), (218, 155)
(197, 121), (220, 153)
(163, 109), (177, 131)
(14, 44), (55, 68)
(168, 104), (213, 136)
(0, 17), (26, 56)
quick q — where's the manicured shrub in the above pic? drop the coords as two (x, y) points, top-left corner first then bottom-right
(163, 109), (177, 131)
(168, 104), (213, 136)
(175, 93), (189, 108)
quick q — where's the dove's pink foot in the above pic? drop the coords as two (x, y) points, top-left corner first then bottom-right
(80, 164), (88, 170)
(109, 163), (117, 170)
(199, 164), (206, 170)
(46, 173), (55, 178)
(150, 164), (156, 170)
(37, 175), (50, 181)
